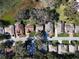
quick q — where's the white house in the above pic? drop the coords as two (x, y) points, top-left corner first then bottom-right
(45, 22), (53, 36)
(49, 44), (57, 52)
(76, 0), (79, 2)
(69, 45), (76, 53)
(75, 26), (79, 33)
(58, 44), (68, 54)
(5, 25), (15, 37)
(0, 27), (4, 34)
(36, 25), (43, 32)
(76, 0), (79, 12)
(78, 45), (79, 51)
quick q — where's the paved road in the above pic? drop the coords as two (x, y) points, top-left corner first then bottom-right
(48, 37), (79, 41)
(0, 36), (79, 44)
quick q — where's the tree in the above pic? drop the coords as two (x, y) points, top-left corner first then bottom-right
(18, 8), (38, 31)
(51, 0), (69, 8)
(30, 8), (49, 31)
(29, 19), (37, 31)
(49, 9), (59, 36)
(55, 0), (70, 33)
(56, 4), (67, 33)
(15, 41), (26, 59)
(23, 18), (37, 31)
(0, 20), (11, 33)
(64, 0), (79, 35)
(52, 0), (61, 8)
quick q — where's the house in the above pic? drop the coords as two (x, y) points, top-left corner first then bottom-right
(49, 44), (57, 52)
(56, 22), (63, 34)
(77, 45), (79, 51)
(36, 24), (43, 32)
(58, 44), (62, 54)
(5, 25), (15, 37)
(58, 44), (68, 54)
(60, 45), (68, 54)
(77, 0), (79, 2)
(45, 22), (53, 36)
(25, 24), (34, 35)
(75, 0), (79, 12)
(0, 27), (4, 34)
(15, 22), (25, 37)
(65, 24), (74, 32)
(69, 45), (76, 53)
(9, 25), (15, 37)
(75, 26), (79, 33)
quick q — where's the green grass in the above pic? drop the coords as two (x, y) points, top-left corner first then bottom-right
(62, 40), (69, 45)
(29, 32), (36, 37)
(74, 33), (79, 37)
(70, 40), (79, 45)
(76, 41), (79, 45)
(2, 15), (16, 25)
(58, 33), (69, 37)
(0, 34), (5, 40)
(71, 40), (77, 45)
(51, 40), (59, 45)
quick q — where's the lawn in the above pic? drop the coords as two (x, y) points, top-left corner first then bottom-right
(74, 33), (79, 37)
(62, 40), (69, 45)
(2, 15), (16, 25)
(58, 33), (69, 37)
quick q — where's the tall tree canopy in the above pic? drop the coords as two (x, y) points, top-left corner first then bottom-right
(64, 0), (79, 25)
(49, 9), (59, 22)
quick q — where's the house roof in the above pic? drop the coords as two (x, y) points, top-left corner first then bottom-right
(25, 24), (33, 28)
(76, 0), (79, 2)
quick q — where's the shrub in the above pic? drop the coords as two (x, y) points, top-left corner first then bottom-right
(0, 34), (5, 40)
(2, 15), (16, 25)
(58, 33), (69, 37)
(76, 41), (79, 45)
(62, 40), (69, 45)
(29, 32), (36, 37)
(74, 33), (79, 37)
(52, 40), (59, 45)
(71, 40), (77, 45)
